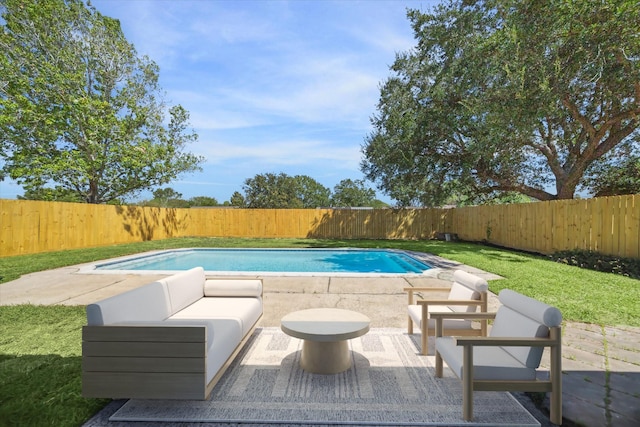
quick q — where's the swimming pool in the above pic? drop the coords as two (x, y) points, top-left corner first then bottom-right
(90, 248), (432, 275)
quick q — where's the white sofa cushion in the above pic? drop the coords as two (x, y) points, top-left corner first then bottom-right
(204, 318), (244, 384)
(86, 281), (171, 326)
(435, 336), (537, 381)
(170, 297), (263, 337)
(162, 267), (205, 314)
(204, 279), (262, 297)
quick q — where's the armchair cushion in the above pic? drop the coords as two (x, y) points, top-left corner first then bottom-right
(491, 289), (563, 368)
(499, 289), (562, 327)
(436, 337), (537, 381)
(408, 305), (473, 329)
(448, 270), (489, 313)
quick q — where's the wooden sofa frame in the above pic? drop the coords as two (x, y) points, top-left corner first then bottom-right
(82, 315), (262, 400)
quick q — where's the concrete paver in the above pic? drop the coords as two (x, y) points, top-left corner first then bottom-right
(1, 255), (639, 427)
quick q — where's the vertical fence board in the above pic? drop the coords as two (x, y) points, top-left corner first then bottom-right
(601, 197), (614, 255)
(625, 195), (640, 258)
(0, 200), (10, 254)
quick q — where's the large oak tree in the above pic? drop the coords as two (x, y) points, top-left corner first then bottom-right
(362, 0), (640, 206)
(0, 0), (203, 203)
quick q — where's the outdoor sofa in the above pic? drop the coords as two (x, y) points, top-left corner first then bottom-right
(81, 267), (263, 400)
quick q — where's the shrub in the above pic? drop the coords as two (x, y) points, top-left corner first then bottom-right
(550, 250), (640, 280)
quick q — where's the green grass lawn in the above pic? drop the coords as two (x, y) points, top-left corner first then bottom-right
(0, 305), (109, 427)
(1, 237), (639, 426)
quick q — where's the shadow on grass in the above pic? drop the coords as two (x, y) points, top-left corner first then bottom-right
(0, 354), (108, 426)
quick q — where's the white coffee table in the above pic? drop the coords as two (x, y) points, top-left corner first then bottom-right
(280, 308), (371, 374)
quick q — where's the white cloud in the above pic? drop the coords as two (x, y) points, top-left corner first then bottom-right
(199, 137), (362, 171)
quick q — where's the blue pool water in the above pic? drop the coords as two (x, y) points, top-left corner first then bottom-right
(95, 248), (431, 274)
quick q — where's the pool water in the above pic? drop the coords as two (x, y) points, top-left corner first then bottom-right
(95, 248), (431, 274)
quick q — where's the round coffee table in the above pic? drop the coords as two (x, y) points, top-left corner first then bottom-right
(280, 308), (371, 374)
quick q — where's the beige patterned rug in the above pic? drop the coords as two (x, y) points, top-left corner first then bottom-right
(110, 328), (539, 426)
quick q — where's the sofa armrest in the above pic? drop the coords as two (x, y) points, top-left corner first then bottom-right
(82, 324), (208, 399)
(83, 323), (206, 340)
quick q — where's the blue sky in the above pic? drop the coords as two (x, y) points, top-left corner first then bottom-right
(0, 0), (442, 204)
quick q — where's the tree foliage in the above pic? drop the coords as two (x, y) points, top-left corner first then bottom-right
(362, 0), (640, 206)
(242, 173), (330, 208)
(229, 191), (246, 207)
(330, 179), (377, 207)
(188, 196), (219, 207)
(295, 175), (332, 208)
(0, 0), (203, 203)
(241, 173), (381, 208)
(17, 185), (83, 202)
(585, 155), (640, 197)
(142, 188), (187, 208)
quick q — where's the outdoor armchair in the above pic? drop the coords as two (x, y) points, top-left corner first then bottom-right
(433, 289), (563, 425)
(405, 270), (488, 355)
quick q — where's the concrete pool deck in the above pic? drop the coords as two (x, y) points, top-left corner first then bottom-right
(1, 255), (639, 426)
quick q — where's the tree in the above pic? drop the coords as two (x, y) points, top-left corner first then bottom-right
(585, 155), (640, 197)
(0, 0), (203, 203)
(229, 191), (246, 207)
(242, 173), (331, 208)
(295, 175), (331, 208)
(18, 186), (83, 202)
(188, 196), (218, 207)
(142, 187), (188, 208)
(243, 173), (300, 208)
(331, 179), (376, 207)
(362, 0), (640, 206)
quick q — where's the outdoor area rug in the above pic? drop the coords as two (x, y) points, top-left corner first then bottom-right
(110, 328), (540, 426)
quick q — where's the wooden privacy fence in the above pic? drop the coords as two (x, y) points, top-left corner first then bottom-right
(1, 194), (638, 258)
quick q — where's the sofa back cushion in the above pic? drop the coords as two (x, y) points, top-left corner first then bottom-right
(204, 279), (263, 297)
(491, 289), (562, 368)
(86, 281), (171, 326)
(447, 270), (488, 313)
(163, 267), (205, 314)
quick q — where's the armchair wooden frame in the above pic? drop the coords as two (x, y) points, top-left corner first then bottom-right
(405, 286), (488, 355)
(432, 312), (563, 425)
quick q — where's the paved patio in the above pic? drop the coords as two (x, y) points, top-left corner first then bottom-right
(1, 255), (638, 426)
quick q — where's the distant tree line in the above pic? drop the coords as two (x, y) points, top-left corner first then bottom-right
(18, 172), (387, 209)
(133, 173), (386, 209)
